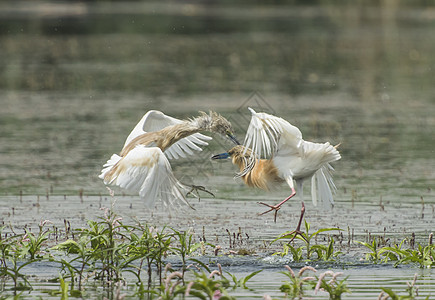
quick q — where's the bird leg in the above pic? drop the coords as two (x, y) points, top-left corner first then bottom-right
(286, 202), (308, 243)
(258, 187), (296, 222)
(185, 184), (215, 201)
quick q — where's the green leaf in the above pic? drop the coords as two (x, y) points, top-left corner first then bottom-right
(380, 287), (399, 300)
(241, 269), (262, 287)
(310, 227), (342, 239)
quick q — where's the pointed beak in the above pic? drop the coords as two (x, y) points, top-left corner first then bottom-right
(227, 133), (241, 145)
(211, 152), (230, 160)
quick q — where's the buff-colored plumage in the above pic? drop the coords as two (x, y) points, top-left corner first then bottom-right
(242, 107), (341, 209)
(100, 110), (237, 209)
(227, 145), (283, 191)
(213, 107), (341, 220)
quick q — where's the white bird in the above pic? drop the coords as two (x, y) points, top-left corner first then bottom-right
(99, 110), (239, 209)
(212, 107), (341, 227)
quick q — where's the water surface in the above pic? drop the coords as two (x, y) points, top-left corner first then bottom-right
(0, 1), (434, 299)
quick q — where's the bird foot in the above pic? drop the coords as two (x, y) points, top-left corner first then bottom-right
(284, 202), (307, 243)
(285, 229), (308, 243)
(258, 202), (282, 223)
(185, 185), (215, 201)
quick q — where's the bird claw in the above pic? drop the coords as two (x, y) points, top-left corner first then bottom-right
(285, 229), (308, 243)
(258, 202), (281, 223)
(185, 185), (215, 201)
(283, 202), (307, 243)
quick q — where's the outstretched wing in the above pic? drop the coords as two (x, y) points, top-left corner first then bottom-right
(122, 110), (212, 159)
(243, 107), (303, 159)
(100, 145), (191, 209)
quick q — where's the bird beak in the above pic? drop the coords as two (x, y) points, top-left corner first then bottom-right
(227, 133), (241, 145)
(211, 152), (230, 160)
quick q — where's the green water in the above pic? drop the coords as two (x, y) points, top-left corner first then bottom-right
(0, 1), (434, 299)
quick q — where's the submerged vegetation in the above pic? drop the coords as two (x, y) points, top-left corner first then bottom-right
(272, 219), (343, 262)
(0, 205), (433, 299)
(357, 235), (435, 268)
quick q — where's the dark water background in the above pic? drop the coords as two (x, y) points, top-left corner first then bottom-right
(0, 1), (434, 299)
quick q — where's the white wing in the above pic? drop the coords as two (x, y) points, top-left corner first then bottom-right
(100, 145), (190, 209)
(164, 134), (211, 160)
(243, 107), (303, 159)
(123, 110), (182, 147)
(311, 163), (336, 209)
(122, 110), (212, 160)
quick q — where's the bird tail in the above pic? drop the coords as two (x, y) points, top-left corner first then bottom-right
(320, 142), (341, 164)
(99, 154), (122, 184)
(311, 163), (336, 209)
(301, 141), (341, 168)
(158, 176), (193, 211)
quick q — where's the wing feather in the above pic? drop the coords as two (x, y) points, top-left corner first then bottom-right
(122, 110), (212, 160)
(244, 107), (302, 159)
(310, 164), (335, 209)
(164, 133), (211, 160)
(101, 145), (190, 208)
(123, 110), (181, 148)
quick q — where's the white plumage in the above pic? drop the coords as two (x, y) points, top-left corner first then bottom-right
(100, 146), (189, 208)
(243, 107), (341, 209)
(123, 110), (212, 160)
(99, 110), (236, 209)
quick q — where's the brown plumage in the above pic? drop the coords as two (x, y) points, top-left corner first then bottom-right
(99, 110), (239, 208)
(120, 123), (198, 157)
(212, 107), (341, 227)
(227, 145), (283, 191)
(105, 123), (199, 182)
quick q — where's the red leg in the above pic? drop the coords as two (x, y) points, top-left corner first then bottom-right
(258, 187), (296, 222)
(288, 202), (307, 242)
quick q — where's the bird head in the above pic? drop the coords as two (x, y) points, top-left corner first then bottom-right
(211, 145), (256, 177)
(196, 111), (240, 145)
(211, 145), (253, 163)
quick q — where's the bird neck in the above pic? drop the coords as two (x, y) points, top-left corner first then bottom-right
(190, 113), (213, 131)
(120, 122), (199, 156)
(232, 155), (250, 173)
(232, 155), (281, 191)
(158, 122), (200, 150)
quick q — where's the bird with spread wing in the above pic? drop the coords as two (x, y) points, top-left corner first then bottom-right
(100, 110), (239, 209)
(212, 107), (341, 234)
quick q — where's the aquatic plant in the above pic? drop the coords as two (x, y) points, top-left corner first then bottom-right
(51, 207), (131, 288)
(149, 271), (185, 300)
(51, 207), (176, 291)
(279, 265), (317, 299)
(357, 239), (387, 264)
(1, 204), (433, 299)
(46, 273), (70, 299)
(223, 268), (262, 290)
(273, 243), (304, 262)
(273, 220), (342, 261)
(0, 221), (52, 292)
(381, 242), (435, 269)
(51, 237), (94, 290)
(184, 266), (236, 300)
(312, 271), (350, 300)
(378, 274), (429, 300)
(358, 236), (435, 268)
(80, 207), (128, 283)
(0, 227), (36, 292)
(170, 227), (204, 282)
(126, 222), (172, 287)
(311, 237), (343, 262)
(22, 219), (52, 259)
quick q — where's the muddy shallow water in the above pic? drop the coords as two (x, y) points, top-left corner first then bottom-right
(1, 1), (434, 298)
